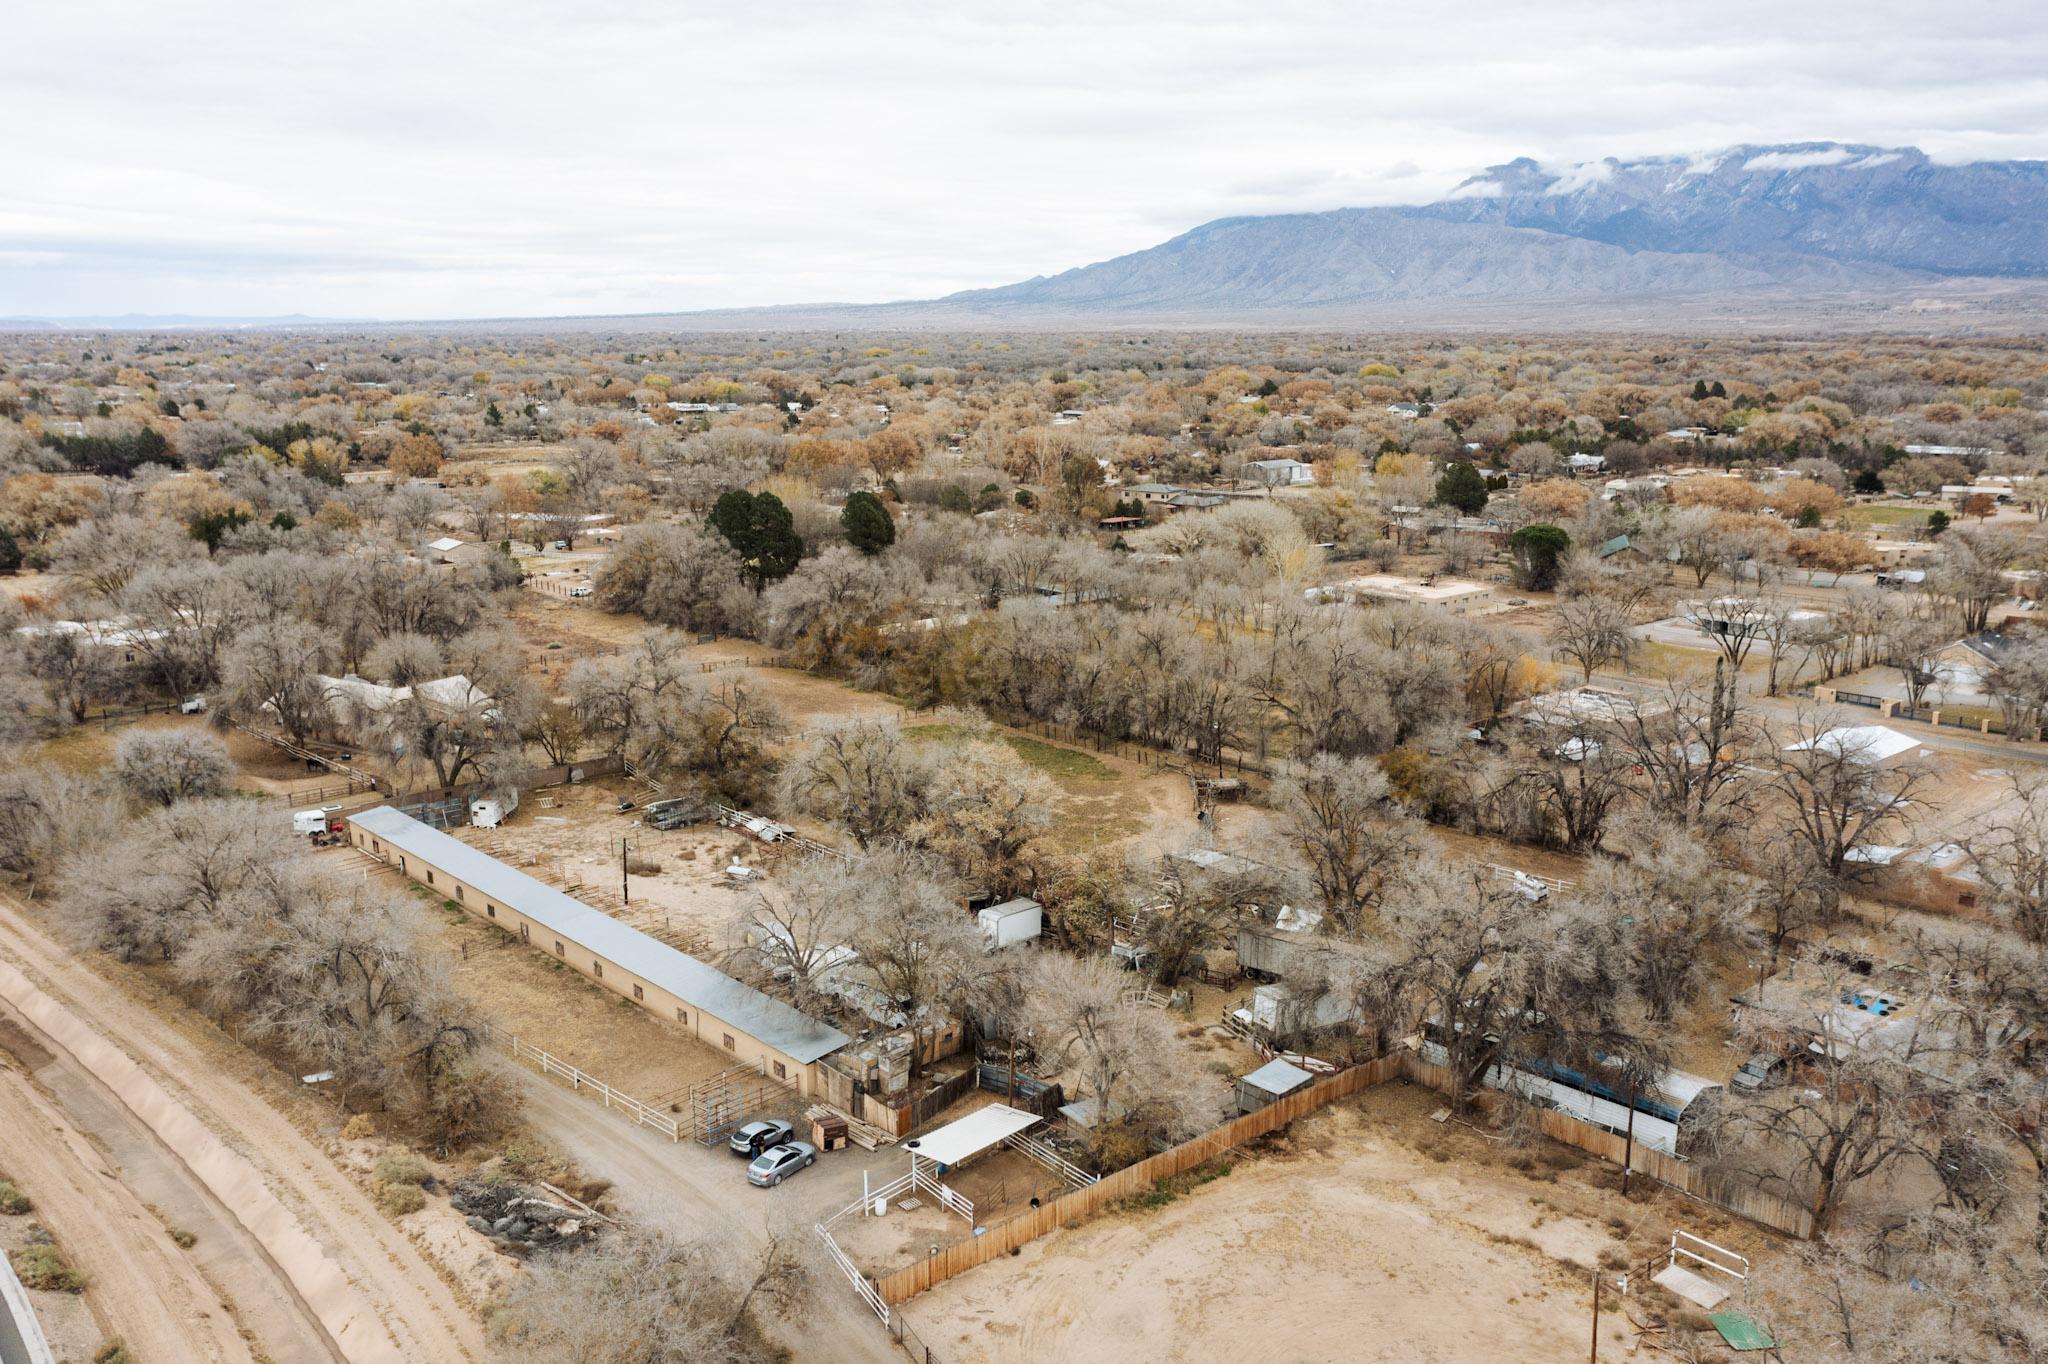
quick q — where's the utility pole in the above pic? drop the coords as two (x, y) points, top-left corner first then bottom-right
(620, 837), (630, 905)
(1589, 1264), (1601, 1363)
(1621, 1086), (1637, 1196)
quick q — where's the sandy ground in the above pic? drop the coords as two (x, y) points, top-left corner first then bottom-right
(0, 893), (486, 1364)
(0, 1006), (278, 1363)
(905, 1083), (1775, 1364)
(910, 1094), (1607, 1364)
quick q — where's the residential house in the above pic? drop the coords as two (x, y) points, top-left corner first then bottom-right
(1244, 456), (1315, 487)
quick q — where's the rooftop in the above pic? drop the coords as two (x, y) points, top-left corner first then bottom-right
(1785, 724), (1920, 764)
(1311, 574), (1492, 603)
(349, 807), (850, 1063)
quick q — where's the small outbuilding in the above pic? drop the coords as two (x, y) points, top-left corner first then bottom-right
(1236, 1058), (1316, 1115)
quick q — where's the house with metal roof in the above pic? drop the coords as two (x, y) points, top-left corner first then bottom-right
(347, 807), (849, 1088)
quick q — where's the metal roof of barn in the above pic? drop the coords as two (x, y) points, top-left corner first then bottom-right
(349, 807), (850, 1063)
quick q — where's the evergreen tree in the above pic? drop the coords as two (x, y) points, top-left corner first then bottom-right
(1433, 460), (1489, 516)
(1853, 469), (1885, 495)
(485, 400), (503, 427)
(1926, 509), (1951, 538)
(709, 490), (804, 588)
(187, 507), (252, 553)
(841, 490), (895, 555)
(0, 525), (20, 574)
(1710, 381), (1727, 398)
(1508, 524), (1571, 591)
(1691, 379), (1710, 401)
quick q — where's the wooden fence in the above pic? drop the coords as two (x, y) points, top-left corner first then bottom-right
(870, 1050), (1813, 1308)
(1397, 1057), (1815, 1240)
(873, 1054), (1399, 1303)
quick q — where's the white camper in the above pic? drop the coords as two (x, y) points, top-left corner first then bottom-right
(468, 789), (519, 828)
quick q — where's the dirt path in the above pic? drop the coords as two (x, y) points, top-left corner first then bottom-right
(0, 1065), (252, 1364)
(0, 896), (485, 1364)
(0, 1007), (279, 1363)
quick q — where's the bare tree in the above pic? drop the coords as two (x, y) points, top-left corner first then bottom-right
(909, 736), (1053, 898)
(593, 521), (751, 637)
(1612, 659), (1755, 835)
(1018, 951), (1211, 1160)
(1969, 772), (2048, 944)
(1930, 526), (2016, 635)
(1566, 824), (1757, 1023)
(487, 1227), (774, 1364)
(840, 846), (983, 1079)
(1693, 958), (1938, 1232)
(776, 717), (927, 849)
(112, 728), (236, 807)
(222, 617), (333, 745)
(1548, 591), (1636, 682)
(1768, 708), (1932, 921)
(736, 857), (862, 1015)
(1271, 753), (1419, 934)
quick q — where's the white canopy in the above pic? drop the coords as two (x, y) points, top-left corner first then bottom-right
(902, 1103), (1040, 1167)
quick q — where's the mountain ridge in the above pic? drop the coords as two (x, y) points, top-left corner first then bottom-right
(942, 142), (2048, 318)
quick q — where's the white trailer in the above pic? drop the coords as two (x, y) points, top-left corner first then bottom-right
(979, 898), (1043, 949)
(293, 805), (342, 835)
(468, 789), (519, 828)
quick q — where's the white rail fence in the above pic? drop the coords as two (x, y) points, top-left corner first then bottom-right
(481, 1022), (683, 1141)
(815, 1225), (891, 1324)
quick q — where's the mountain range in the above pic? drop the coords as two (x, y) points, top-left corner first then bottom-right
(929, 143), (2048, 321)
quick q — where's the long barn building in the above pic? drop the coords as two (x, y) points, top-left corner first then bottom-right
(347, 806), (849, 1092)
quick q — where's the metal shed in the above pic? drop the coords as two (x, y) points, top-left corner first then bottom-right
(1235, 1058), (1316, 1115)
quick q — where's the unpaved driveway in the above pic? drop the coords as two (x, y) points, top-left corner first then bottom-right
(0, 896), (484, 1364)
(508, 1068), (905, 1364)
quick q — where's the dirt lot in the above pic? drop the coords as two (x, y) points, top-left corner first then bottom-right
(906, 1082), (1780, 1364)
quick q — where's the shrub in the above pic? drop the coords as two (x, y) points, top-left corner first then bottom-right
(374, 1151), (430, 1187)
(11, 1244), (85, 1292)
(0, 1179), (29, 1215)
(94, 1340), (129, 1364)
(168, 1227), (197, 1249)
(376, 1181), (427, 1216)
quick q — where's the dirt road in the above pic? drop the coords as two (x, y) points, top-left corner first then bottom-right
(0, 896), (485, 1364)
(0, 1005), (283, 1363)
(507, 1068), (904, 1364)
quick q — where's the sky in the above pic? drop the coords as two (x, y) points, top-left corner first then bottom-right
(5, 0), (2046, 321)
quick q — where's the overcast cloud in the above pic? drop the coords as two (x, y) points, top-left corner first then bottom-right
(5, 0), (2046, 319)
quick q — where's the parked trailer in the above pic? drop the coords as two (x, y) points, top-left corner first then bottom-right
(1419, 1039), (1720, 1156)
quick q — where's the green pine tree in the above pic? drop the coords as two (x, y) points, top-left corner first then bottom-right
(1433, 460), (1489, 516)
(1691, 379), (1710, 401)
(841, 490), (895, 555)
(1508, 524), (1571, 591)
(709, 490), (804, 588)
